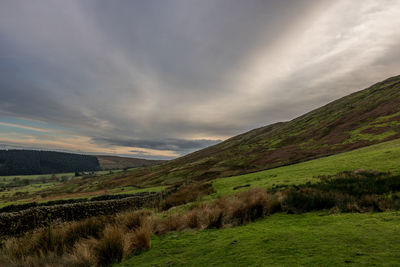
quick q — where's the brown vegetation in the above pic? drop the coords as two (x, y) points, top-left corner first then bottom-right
(0, 188), (276, 266)
(160, 181), (214, 210)
(0, 190), (172, 237)
(96, 155), (163, 170)
(1, 170), (400, 266)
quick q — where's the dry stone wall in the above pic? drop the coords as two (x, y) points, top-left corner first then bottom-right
(0, 187), (177, 237)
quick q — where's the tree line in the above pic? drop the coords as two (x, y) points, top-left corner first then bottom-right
(0, 150), (100, 175)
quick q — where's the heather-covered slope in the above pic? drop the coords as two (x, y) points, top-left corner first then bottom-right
(125, 75), (400, 186)
(96, 155), (163, 170)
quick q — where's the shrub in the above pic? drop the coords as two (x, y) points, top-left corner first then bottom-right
(120, 210), (152, 231)
(205, 207), (224, 229)
(63, 216), (108, 249)
(93, 225), (124, 267)
(156, 214), (184, 234)
(229, 189), (270, 224)
(161, 182), (214, 210)
(125, 219), (152, 255)
(282, 188), (339, 213)
(63, 240), (96, 267)
(184, 209), (203, 229)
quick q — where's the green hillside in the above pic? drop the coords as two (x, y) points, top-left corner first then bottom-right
(118, 212), (400, 267)
(117, 138), (400, 266)
(117, 75), (400, 186)
(212, 137), (400, 197)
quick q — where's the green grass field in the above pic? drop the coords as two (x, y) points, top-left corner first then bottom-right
(211, 138), (400, 197)
(0, 169), (126, 183)
(118, 211), (400, 266)
(118, 138), (400, 266)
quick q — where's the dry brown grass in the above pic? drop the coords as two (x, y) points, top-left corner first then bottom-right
(0, 186), (349, 266)
(160, 182), (214, 210)
(118, 209), (152, 231)
(0, 187), (278, 266)
(63, 241), (96, 267)
(3, 170), (400, 266)
(125, 218), (152, 254)
(93, 225), (124, 267)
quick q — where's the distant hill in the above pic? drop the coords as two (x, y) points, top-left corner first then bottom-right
(119, 75), (400, 186)
(96, 155), (164, 170)
(0, 150), (100, 176)
(0, 150), (164, 176)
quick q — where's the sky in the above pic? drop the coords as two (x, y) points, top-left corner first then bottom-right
(1, 0), (400, 159)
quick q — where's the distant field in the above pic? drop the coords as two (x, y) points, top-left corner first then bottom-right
(118, 211), (400, 266)
(0, 170), (118, 182)
(0, 168), (153, 208)
(0, 184), (166, 209)
(211, 138), (400, 197)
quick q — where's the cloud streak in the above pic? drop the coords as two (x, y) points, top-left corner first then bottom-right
(1, 0), (400, 158)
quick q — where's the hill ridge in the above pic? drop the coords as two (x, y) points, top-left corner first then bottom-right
(122, 75), (400, 186)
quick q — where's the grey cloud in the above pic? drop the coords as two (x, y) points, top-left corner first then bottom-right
(95, 137), (221, 153)
(0, 0), (400, 158)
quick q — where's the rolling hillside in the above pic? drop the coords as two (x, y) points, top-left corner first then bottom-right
(121, 75), (400, 186)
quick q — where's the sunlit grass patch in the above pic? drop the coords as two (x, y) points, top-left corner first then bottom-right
(118, 211), (400, 267)
(211, 138), (400, 197)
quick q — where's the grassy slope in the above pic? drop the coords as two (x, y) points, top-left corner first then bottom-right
(118, 211), (400, 266)
(212, 138), (400, 197)
(116, 75), (400, 186)
(96, 155), (163, 170)
(119, 138), (400, 266)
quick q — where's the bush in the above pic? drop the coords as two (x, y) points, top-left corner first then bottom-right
(184, 209), (203, 229)
(125, 219), (152, 255)
(120, 210), (152, 231)
(205, 207), (224, 229)
(63, 241), (96, 267)
(63, 216), (108, 248)
(93, 225), (124, 267)
(161, 182), (214, 210)
(282, 188), (339, 213)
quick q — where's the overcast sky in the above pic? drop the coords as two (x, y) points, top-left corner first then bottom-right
(1, 0), (400, 159)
